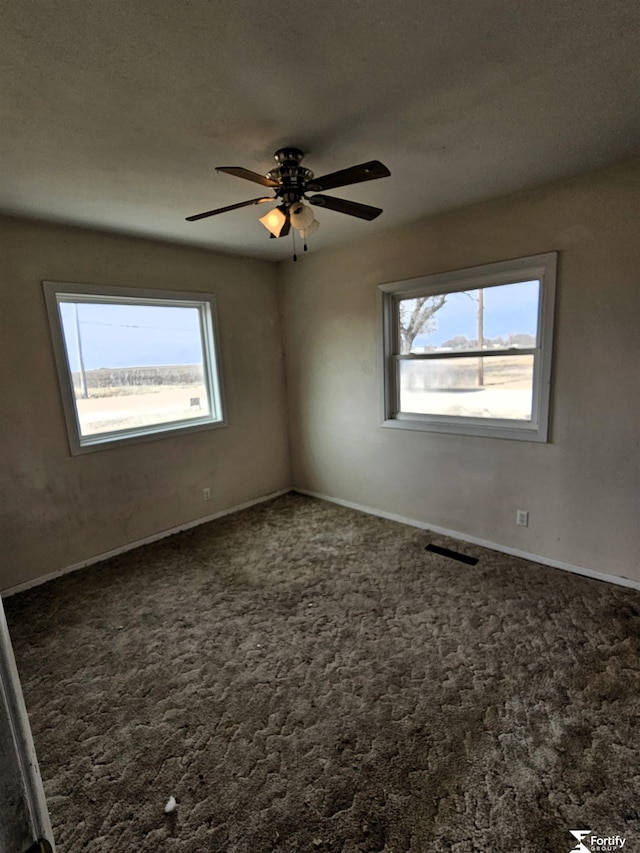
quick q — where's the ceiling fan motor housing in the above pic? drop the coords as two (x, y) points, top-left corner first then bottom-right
(267, 148), (319, 203)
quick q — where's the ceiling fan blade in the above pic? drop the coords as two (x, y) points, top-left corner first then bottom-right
(308, 194), (383, 221)
(309, 160), (390, 192)
(186, 197), (273, 222)
(216, 166), (279, 188)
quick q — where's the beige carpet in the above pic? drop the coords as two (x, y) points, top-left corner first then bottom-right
(5, 493), (640, 852)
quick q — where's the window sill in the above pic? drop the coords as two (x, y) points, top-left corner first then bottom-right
(381, 415), (547, 442)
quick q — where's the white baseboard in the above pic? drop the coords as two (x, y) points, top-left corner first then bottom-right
(6, 486), (638, 597)
(296, 489), (640, 592)
(2, 488), (292, 598)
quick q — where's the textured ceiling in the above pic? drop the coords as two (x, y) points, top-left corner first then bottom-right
(1, 0), (639, 261)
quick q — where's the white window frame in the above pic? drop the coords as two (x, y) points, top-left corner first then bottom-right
(379, 252), (557, 442)
(43, 281), (226, 455)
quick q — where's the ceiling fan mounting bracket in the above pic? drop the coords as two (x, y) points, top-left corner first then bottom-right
(273, 147), (304, 165)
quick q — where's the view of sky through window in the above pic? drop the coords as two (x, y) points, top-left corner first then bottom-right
(50, 295), (220, 446)
(407, 280), (540, 351)
(381, 252), (556, 440)
(396, 279), (541, 422)
(59, 302), (204, 370)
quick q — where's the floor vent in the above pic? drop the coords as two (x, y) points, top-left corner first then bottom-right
(426, 543), (479, 565)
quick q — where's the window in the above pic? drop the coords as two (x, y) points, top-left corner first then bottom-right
(379, 253), (557, 441)
(43, 281), (225, 454)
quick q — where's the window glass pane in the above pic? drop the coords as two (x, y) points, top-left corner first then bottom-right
(399, 355), (534, 420)
(58, 301), (212, 438)
(400, 280), (540, 354)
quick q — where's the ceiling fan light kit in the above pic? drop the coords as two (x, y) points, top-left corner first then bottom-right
(299, 219), (320, 239)
(186, 147), (390, 256)
(258, 205), (289, 238)
(289, 201), (315, 230)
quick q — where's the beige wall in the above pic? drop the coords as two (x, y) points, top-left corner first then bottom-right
(0, 217), (291, 591)
(279, 157), (640, 583)
(2, 157), (638, 592)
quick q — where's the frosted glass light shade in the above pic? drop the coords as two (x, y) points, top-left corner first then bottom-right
(300, 219), (320, 238)
(289, 202), (315, 230)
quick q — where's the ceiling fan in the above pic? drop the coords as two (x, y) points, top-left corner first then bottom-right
(185, 148), (391, 246)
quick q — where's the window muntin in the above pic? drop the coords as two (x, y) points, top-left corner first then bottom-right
(43, 282), (225, 453)
(380, 254), (557, 441)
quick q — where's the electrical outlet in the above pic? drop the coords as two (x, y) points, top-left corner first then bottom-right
(203, 487), (211, 501)
(516, 509), (529, 527)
